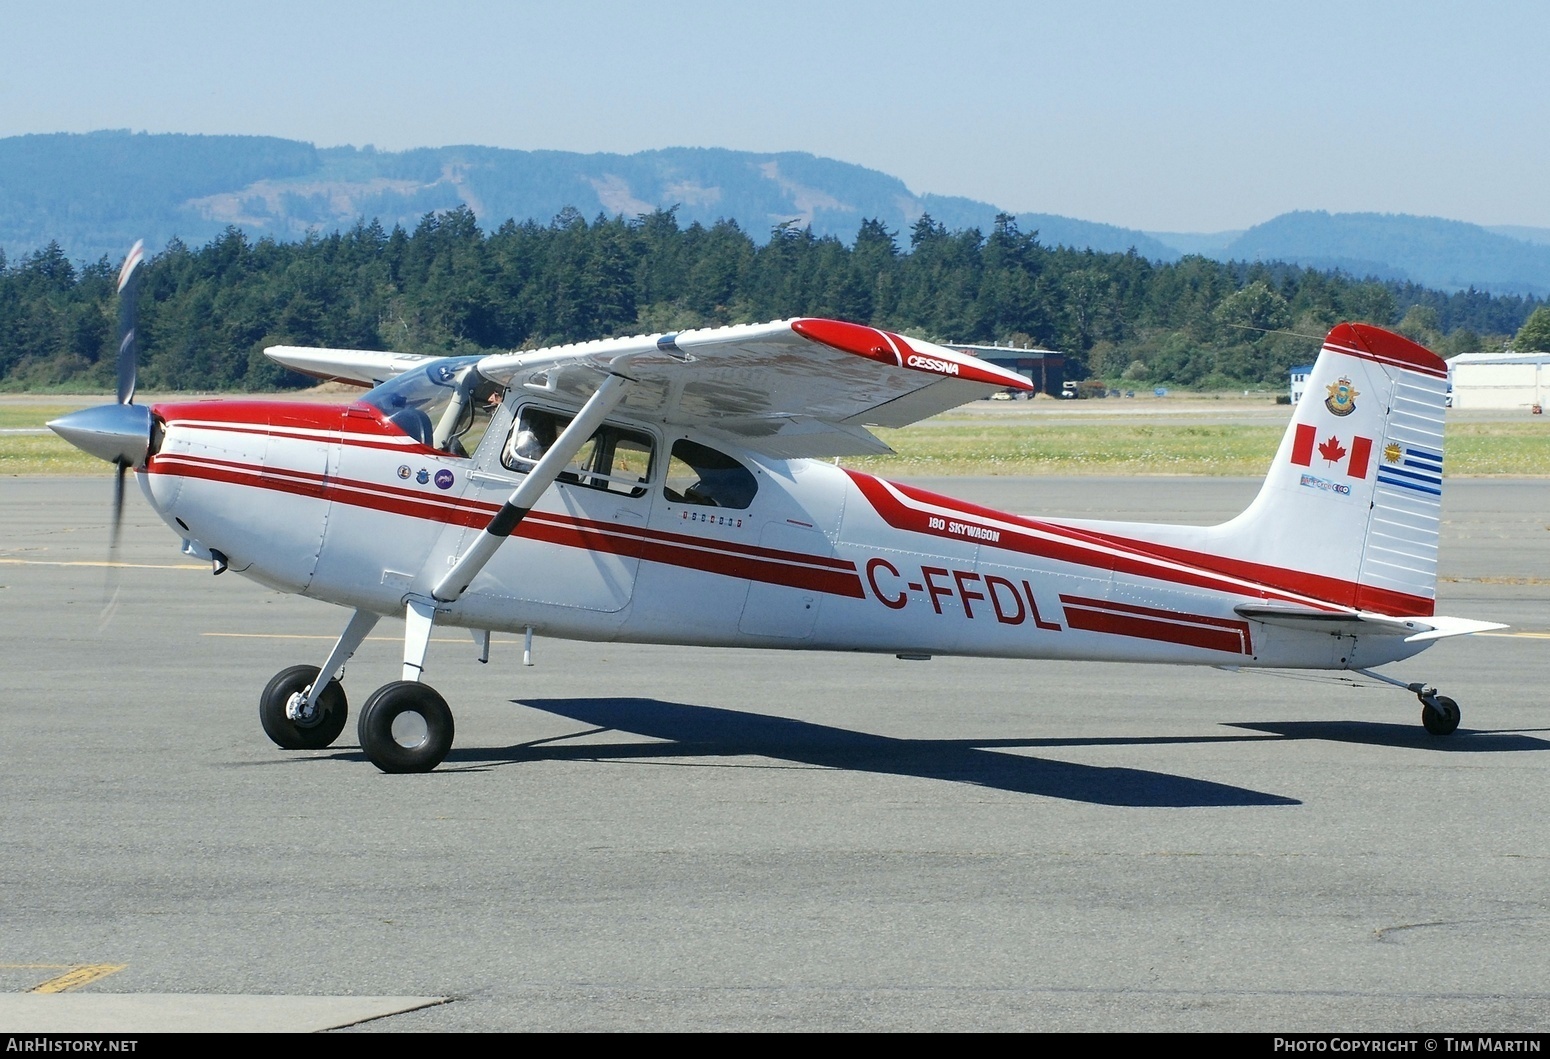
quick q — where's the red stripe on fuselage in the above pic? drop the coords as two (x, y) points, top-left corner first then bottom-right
(147, 451), (863, 598)
(155, 400), (437, 455)
(1060, 594), (1253, 655)
(844, 470), (1431, 616)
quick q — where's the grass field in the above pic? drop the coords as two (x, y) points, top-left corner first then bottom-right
(4, 397), (1547, 477)
(846, 417), (1550, 477)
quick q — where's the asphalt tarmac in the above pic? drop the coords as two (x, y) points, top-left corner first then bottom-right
(1, 476), (1547, 1032)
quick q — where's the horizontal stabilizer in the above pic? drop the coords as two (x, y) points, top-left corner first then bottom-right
(1235, 603), (1507, 641)
(1396, 615), (1510, 642)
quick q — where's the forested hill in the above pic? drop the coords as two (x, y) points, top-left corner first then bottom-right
(2, 207), (1539, 394)
(4, 130), (1550, 296)
(0, 130), (1180, 264)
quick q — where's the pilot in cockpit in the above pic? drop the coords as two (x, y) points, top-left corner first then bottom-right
(505, 409), (559, 469)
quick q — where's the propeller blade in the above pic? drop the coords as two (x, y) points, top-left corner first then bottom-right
(116, 240), (145, 406)
(98, 460), (129, 626)
(110, 461), (127, 560)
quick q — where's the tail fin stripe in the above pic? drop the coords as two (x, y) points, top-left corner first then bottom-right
(1380, 464), (1442, 488)
(1324, 337), (1449, 379)
(1376, 472), (1441, 496)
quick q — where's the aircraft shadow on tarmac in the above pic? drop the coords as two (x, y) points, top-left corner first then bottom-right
(1227, 720), (1550, 751)
(430, 696), (1303, 808)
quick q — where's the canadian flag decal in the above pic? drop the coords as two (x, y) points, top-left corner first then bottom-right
(1291, 423), (1371, 478)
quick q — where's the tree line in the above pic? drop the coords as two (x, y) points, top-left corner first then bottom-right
(1, 205), (1543, 393)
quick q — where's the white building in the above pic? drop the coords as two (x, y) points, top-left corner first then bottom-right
(1289, 364), (1314, 404)
(1447, 351), (1550, 410)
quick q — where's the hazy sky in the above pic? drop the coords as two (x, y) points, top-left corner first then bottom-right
(4, 1), (1545, 232)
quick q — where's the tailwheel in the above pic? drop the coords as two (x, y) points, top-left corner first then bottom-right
(260, 665), (348, 750)
(1420, 694), (1461, 736)
(358, 681), (455, 773)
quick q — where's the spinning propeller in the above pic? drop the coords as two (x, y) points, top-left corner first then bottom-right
(47, 240), (157, 568)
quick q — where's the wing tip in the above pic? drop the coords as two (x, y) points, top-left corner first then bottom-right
(791, 318), (899, 367)
(792, 317), (1035, 391)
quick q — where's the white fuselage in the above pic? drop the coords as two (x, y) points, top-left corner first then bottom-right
(140, 393), (1430, 674)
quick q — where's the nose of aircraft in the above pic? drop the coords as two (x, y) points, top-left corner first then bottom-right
(47, 402), (156, 467)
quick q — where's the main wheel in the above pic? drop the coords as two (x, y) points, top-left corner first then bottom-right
(260, 665), (349, 750)
(1421, 695), (1461, 736)
(358, 681), (454, 773)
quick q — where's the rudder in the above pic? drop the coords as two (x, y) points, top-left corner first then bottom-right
(1215, 323), (1448, 616)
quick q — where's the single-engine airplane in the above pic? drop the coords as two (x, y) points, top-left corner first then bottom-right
(49, 242), (1505, 772)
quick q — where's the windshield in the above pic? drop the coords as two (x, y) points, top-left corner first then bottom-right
(361, 357), (503, 457)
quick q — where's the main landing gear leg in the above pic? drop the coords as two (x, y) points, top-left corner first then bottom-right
(1353, 668), (1462, 736)
(259, 608), (380, 750)
(357, 597), (455, 774)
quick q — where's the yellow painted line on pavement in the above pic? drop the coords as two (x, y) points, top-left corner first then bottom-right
(1479, 631), (1550, 639)
(28, 964), (128, 993)
(0, 557), (204, 570)
(203, 632), (477, 643)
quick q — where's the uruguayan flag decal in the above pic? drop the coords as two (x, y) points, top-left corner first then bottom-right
(1377, 442), (1443, 496)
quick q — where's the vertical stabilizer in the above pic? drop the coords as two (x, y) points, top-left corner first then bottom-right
(1214, 323), (1449, 616)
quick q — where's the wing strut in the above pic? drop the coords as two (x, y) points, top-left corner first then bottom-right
(431, 372), (632, 604)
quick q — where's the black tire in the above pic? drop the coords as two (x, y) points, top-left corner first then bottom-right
(358, 681), (455, 773)
(260, 665), (348, 750)
(1421, 695), (1461, 736)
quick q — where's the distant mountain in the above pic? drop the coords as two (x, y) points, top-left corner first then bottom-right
(1144, 230), (1244, 257)
(0, 131), (1179, 262)
(2, 131), (1546, 297)
(1215, 211), (1550, 297)
(1486, 224), (1550, 248)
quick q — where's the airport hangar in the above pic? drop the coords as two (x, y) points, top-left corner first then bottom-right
(1447, 350), (1550, 410)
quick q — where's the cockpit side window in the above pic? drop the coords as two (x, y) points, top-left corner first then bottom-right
(663, 439), (758, 509)
(501, 406), (654, 498)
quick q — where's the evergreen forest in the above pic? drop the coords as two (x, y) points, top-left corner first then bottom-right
(1, 206), (1541, 394)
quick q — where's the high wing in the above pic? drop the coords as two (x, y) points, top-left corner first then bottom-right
(265, 319), (1032, 457)
(474, 318), (1033, 457)
(423, 319), (1031, 604)
(265, 345), (442, 387)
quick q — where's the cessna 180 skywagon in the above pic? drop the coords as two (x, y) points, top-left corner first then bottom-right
(49, 243), (1504, 772)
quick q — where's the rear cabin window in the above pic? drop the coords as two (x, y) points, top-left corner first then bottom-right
(501, 406), (654, 498)
(663, 439), (758, 509)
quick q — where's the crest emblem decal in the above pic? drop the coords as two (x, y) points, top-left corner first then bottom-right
(1325, 376), (1359, 417)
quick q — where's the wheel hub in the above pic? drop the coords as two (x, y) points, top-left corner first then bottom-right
(390, 710), (430, 749)
(285, 689), (318, 725)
